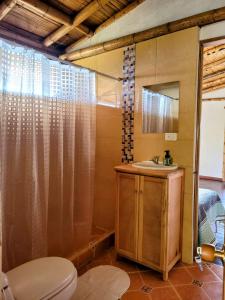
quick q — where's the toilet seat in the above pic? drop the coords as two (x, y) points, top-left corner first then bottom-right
(6, 257), (77, 300)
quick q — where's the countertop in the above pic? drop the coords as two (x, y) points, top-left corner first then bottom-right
(114, 164), (184, 179)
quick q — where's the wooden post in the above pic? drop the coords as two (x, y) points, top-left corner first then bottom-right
(0, 0), (17, 20)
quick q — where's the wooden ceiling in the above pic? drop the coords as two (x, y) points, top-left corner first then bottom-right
(203, 43), (225, 94)
(0, 0), (144, 56)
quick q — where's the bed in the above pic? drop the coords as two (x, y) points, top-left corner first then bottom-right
(198, 188), (225, 245)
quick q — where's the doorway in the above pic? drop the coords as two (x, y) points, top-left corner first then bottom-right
(195, 37), (225, 299)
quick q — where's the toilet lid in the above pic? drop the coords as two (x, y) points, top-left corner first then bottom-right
(6, 257), (77, 300)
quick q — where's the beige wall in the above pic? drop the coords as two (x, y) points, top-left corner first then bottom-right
(77, 49), (123, 230)
(135, 27), (199, 263)
(77, 27), (200, 263)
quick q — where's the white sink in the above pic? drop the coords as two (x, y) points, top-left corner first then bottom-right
(132, 161), (178, 170)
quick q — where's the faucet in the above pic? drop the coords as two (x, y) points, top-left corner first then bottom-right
(151, 155), (160, 164)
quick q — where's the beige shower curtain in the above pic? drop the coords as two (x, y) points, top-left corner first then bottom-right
(0, 39), (96, 272)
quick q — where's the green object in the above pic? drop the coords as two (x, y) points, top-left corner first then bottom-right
(163, 150), (173, 166)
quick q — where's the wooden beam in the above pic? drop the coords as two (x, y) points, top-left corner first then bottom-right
(61, 6), (225, 61)
(64, 0), (145, 55)
(17, 0), (72, 25)
(44, 0), (110, 47)
(0, 0), (17, 20)
(95, 0), (144, 34)
(0, 21), (63, 56)
(203, 56), (225, 76)
(202, 97), (225, 101)
(203, 83), (225, 93)
(203, 43), (225, 66)
(203, 76), (225, 90)
(203, 69), (225, 81)
(17, 0), (91, 37)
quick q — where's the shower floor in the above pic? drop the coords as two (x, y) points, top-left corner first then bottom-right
(67, 226), (114, 269)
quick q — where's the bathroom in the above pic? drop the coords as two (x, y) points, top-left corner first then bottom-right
(1, 0), (225, 299)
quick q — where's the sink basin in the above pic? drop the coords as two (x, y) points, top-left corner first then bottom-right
(132, 161), (178, 170)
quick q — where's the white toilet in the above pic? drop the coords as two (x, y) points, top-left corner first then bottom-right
(1, 257), (130, 300)
(1, 257), (77, 300)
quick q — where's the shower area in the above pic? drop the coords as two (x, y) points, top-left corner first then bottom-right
(0, 38), (113, 272)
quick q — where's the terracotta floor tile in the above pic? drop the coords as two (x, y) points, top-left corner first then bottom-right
(150, 287), (180, 300)
(141, 270), (170, 288)
(175, 284), (210, 300)
(187, 266), (221, 283)
(174, 261), (190, 269)
(203, 282), (223, 300)
(210, 264), (224, 280)
(122, 290), (151, 300)
(169, 267), (193, 285)
(128, 272), (144, 290)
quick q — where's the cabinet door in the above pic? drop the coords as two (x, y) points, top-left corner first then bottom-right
(138, 176), (166, 269)
(116, 172), (139, 259)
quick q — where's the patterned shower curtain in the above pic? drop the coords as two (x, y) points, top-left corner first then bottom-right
(142, 89), (178, 133)
(0, 39), (96, 272)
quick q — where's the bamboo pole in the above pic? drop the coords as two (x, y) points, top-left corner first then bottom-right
(202, 77), (225, 90)
(203, 44), (225, 66)
(203, 82), (225, 93)
(0, 0), (17, 20)
(203, 69), (225, 81)
(203, 76), (225, 90)
(203, 71), (225, 84)
(61, 6), (225, 61)
(17, 0), (91, 37)
(203, 56), (225, 76)
(95, 0), (144, 33)
(202, 97), (225, 101)
(44, 0), (111, 47)
(17, 0), (72, 25)
(64, 0), (145, 54)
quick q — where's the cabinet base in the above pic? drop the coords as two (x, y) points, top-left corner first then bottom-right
(116, 250), (181, 281)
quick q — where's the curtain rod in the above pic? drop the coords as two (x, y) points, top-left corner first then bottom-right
(56, 56), (122, 82)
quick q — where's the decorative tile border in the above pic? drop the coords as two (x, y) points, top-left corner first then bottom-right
(122, 45), (135, 163)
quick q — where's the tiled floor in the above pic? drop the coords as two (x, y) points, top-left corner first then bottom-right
(76, 247), (224, 300)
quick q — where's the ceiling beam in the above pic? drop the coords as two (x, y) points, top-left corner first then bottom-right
(43, 0), (110, 47)
(203, 44), (225, 66)
(203, 76), (225, 90)
(0, 21), (62, 56)
(203, 82), (225, 93)
(95, 0), (144, 34)
(60, 6), (225, 61)
(63, 0), (145, 55)
(17, 0), (72, 25)
(0, 0), (17, 20)
(203, 56), (225, 76)
(202, 97), (225, 101)
(17, 0), (91, 37)
(203, 69), (225, 81)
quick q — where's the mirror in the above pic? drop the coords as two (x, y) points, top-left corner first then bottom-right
(142, 81), (179, 133)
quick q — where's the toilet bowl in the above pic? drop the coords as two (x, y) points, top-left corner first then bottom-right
(1, 257), (77, 300)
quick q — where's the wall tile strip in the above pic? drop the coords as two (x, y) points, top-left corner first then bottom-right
(122, 45), (136, 163)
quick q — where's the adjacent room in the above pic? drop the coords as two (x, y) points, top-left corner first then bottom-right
(0, 0), (225, 300)
(198, 42), (225, 249)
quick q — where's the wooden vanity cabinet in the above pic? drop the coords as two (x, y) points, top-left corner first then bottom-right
(115, 165), (184, 280)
